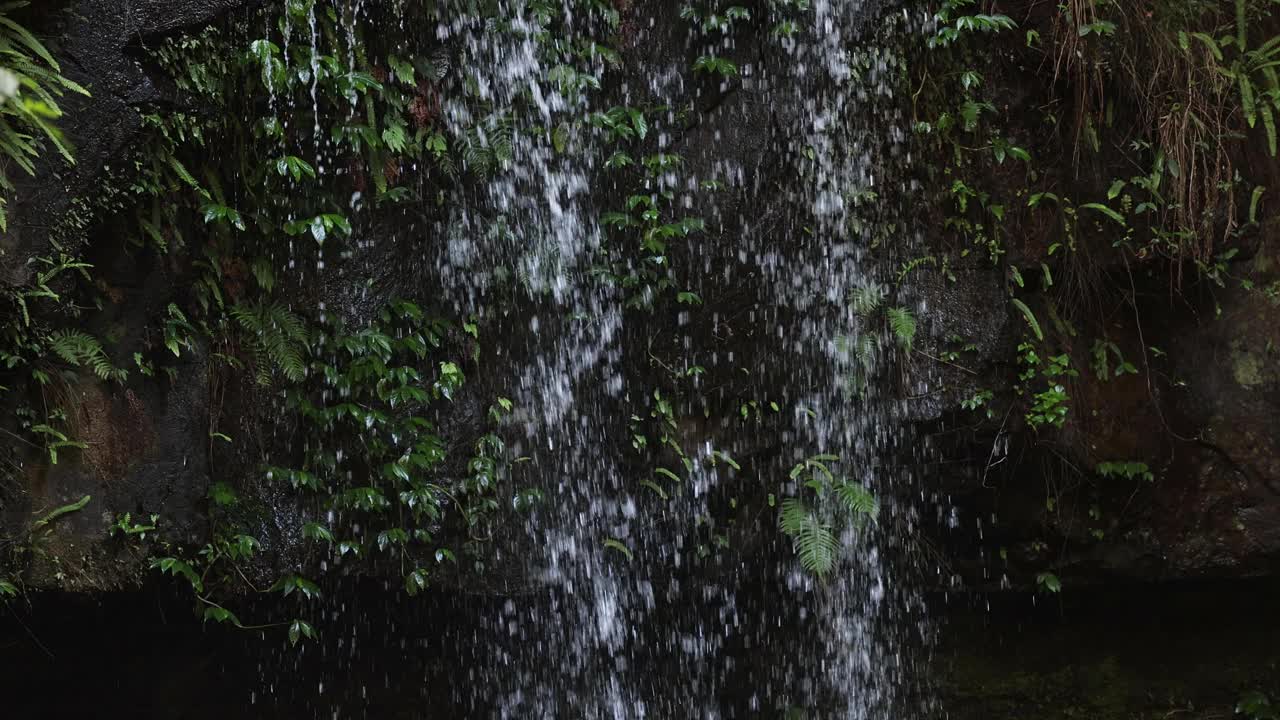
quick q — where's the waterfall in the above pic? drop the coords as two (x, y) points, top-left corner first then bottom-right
(254, 0), (935, 716)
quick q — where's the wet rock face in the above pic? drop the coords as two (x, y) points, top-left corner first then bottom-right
(2, 0), (251, 284)
(928, 224), (1280, 590)
(1158, 240), (1280, 576)
(3, 0), (1278, 596)
(1, 238), (218, 590)
(1, 0), (251, 588)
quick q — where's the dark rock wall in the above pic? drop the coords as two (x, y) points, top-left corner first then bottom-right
(1, 0), (252, 284)
(0, 0), (1275, 625)
(0, 1), (1277, 716)
(1, 0), (257, 590)
(926, 236), (1280, 589)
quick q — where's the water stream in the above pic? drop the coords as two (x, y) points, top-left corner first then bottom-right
(268, 0), (934, 716)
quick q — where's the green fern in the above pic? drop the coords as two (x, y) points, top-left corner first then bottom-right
(834, 481), (879, 525)
(853, 333), (876, 369)
(886, 307), (917, 350)
(460, 112), (515, 176)
(848, 283), (885, 317)
(230, 301), (308, 383)
(895, 255), (936, 284)
(843, 333), (877, 396)
(46, 330), (126, 382)
(778, 498), (838, 576)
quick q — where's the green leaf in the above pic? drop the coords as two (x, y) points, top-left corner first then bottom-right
(270, 574), (321, 600)
(302, 522), (334, 543)
(1028, 191), (1059, 207)
(404, 568), (429, 596)
(1080, 202), (1126, 225)
(31, 494), (90, 530)
(1190, 32), (1223, 61)
(228, 534), (259, 559)
(381, 123), (408, 152)
(711, 451), (741, 471)
(1237, 0), (1247, 51)
(1241, 73), (1258, 127)
(1106, 180), (1126, 200)
(1262, 105), (1277, 156)
(208, 482), (238, 507)
(250, 258), (275, 291)
(1036, 572), (1062, 593)
(202, 606), (241, 626)
(151, 557), (203, 592)
(639, 480), (669, 499)
(167, 157), (203, 191)
(288, 619), (316, 646)
(603, 538), (633, 560)
(1010, 298), (1044, 341)
(387, 54), (415, 84)
(654, 467), (682, 483)
(604, 151), (633, 169)
(1235, 691), (1274, 719)
(552, 122), (570, 154)
(310, 216), (326, 243)
(692, 55), (738, 77)
(628, 108), (648, 140)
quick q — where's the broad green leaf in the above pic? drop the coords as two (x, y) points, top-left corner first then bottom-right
(1080, 202), (1126, 225)
(288, 619), (316, 646)
(1010, 298), (1044, 341)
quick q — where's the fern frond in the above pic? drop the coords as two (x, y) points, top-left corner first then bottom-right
(835, 481), (879, 525)
(848, 283), (885, 317)
(46, 330), (126, 382)
(0, 12), (61, 71)
(778, 497), (808, 535)
(778, 498), (838, 576)
(0, 9), (88, 197)
(886, 307), (917, 350)
(47, 329), (85, 366)
(460, 112), (515, 176)
(231, 301), (309, 383)
(854, 333), (876, 370)
(436, 149), (458, 180)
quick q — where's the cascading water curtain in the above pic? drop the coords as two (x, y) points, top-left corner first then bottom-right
(246, 0), (937, 716)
